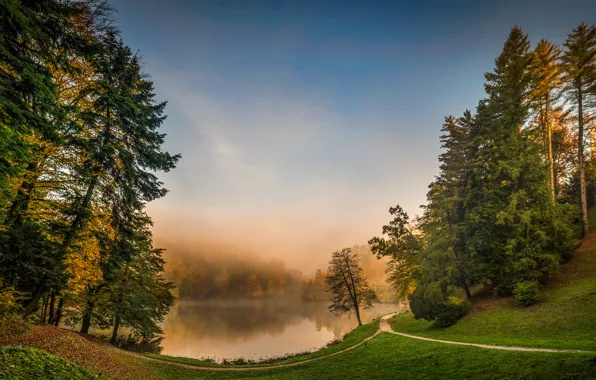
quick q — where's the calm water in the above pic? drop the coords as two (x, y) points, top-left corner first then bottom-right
(160, 300), (400, 361)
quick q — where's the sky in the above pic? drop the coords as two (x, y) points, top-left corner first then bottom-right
(110, 0), (595, 272)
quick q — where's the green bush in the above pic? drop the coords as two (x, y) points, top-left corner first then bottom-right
(513, 281), (540, 307)
(410, 283), (470, 327)
(0, 280), (22, 316)
(435, 296), (470, 328)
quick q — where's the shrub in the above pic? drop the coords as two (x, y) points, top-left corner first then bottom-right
(513, 281), (540, 307)
(0, 281), (22, 316)
(0, 281), (28, 339)
(435, 296), (470, 328)
(410, 283), (470, 327)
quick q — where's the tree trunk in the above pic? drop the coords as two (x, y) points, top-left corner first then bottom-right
(354, 303), (362, 326)
(53, 298), (64, 327)
(21, 279), (45, 317)
(48, 293), (56, 324)
(578, 90), (589, 236)
(546, 97), (555, 202)
(110, 315), (121, 344)
(342, 255), (362, 326)
(462, 280), (472, 299)
(80, 299), (95, 334)
(40, 293), (49, 323)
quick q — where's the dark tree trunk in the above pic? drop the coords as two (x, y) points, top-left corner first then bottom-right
(462, 281), (472, 299)
(53, 298), (64, 326)
(80, 299), (95, 334)
(354, 304), (362, 326)
(342, 255), (362, 326)
(48, 293), (56, 324)
(110, 315), (121, 344)
(578, 89), (589, 237)
(40, 293), (49, 323)
(21, 279), (45, 317)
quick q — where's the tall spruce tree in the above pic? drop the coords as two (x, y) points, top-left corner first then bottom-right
(419, 112), (476, 299)
(465, 27), (574, 296)
(560, 22), (596, 236)
(529, 40), (562, 202)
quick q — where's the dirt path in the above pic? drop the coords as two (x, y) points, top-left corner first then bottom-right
(113, 328), (384, 372)
(111, 313), (595, 373)
(379, 313), (596, 354)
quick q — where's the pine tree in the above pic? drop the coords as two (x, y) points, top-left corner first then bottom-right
(529, 40), (562, 201)
(465, 27), (574, 296)
(420, 112), (476, 299)
(560, 23), (596, 236)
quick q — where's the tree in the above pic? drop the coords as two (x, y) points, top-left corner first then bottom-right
(560, 22), (596, 236)
(420, 113), (476, 299)
(529, 40), (562, 201)
(325, 248), (377, 326)
(369, 205), (423, 300)
(465, 27), (574, 296)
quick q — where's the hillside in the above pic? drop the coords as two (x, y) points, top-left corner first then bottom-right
(391, 225), (596, 351)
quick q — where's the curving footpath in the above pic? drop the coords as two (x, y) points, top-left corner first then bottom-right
(117, 313), (595, 372)
(379, 313), (596, 354)
(113, 325), (384, 371)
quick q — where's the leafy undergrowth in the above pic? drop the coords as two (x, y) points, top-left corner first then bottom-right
(146, 319), (380, 368)
(0, 324), (151, 379)
(391, 227), (596, 351)
(145, 334), (596, 380)
(0, 315), (28, 340)
(0, 345), (101, 379)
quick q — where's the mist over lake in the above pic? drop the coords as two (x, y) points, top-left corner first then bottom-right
(160, 300), (400, 361)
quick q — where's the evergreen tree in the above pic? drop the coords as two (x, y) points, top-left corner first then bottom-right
(560, 22), (596, 236)
(529, 40), (562, 201)
(465, 27), (574, 296)
(420, 112), (476, 299)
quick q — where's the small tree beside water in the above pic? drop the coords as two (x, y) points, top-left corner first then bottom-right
(325, 248), (378, 326)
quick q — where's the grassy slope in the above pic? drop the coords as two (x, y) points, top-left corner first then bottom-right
(0, 324), (151, 379)
(0, 345), (101, 379)
(391, 221), (596, 351)
(147, 335), (596, 380)
(144, 319), (379, 368)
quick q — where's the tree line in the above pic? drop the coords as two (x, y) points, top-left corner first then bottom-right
(369, 24), (596, 326)
(0, 0), (178, 346)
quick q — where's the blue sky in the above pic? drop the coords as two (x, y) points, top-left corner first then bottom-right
(111, 0), (595, 270)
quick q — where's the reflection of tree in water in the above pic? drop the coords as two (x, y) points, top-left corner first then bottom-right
(164, 300), (400, 345)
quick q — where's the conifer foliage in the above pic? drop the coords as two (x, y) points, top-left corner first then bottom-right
(0, 0), (179, 349)
(373, 24), (595, 325)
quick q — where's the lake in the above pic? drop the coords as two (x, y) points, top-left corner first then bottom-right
(160, 300), (401, 361)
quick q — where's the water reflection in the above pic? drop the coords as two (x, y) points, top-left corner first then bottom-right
(161, 300), (400, 360)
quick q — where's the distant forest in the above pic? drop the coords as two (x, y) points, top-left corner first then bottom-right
(164, 244), (396, 303)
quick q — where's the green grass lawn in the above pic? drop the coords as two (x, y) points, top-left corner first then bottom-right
(143, 333), (596, 380)
(390, 229), (596, 351)
(145, 319), (380, 368)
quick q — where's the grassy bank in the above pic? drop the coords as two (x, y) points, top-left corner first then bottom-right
(145, 319), (380, 368)
(391, 230), (596, 351)
(146, 334), (596, 379)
